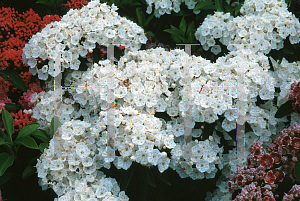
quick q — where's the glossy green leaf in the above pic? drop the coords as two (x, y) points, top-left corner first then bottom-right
(179, 17), (187, 36)
(31, 129), (50, 143)
(1, 109), (14, 141)
(275, 100), (294, 118)
(0, 70), (27, 92)
(0, 130), (10, 144)
(186, 21), (195, 36)
(136, 8), (144, 26)
(16, 122), (40, 141)
(0, 152), (14, 176)
(171, 34), (182, 43)
(153, 168), (171, 186)
(164, 25), (181, 37)
(215, 0), (223, 12)
(39, 143), (49, 153)
(223, 1), (233, 15)
(144, 13), (154, 27)
(51, 116), (60, 136)
(235, 2), (244, 16)
(5, 103), (21, 111)
(15, 136), (39, 149)
(201, 4), (216, 10)
(294, 159), (300, 181)
(22, 165), (36, 180)
(0, 172), (14, 185)
(145, 31), (153, 37)
(194, 1), (214, 11)
(188, 32), (194, 43)
(139, 166), (156, 188)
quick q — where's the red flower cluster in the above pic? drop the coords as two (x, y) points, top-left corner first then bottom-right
(288, 80), (300, 115)
(283, 184), (300, 201)
(9, 110), (36, 139)
(65, 0), (89, 11)
(229, 122), (300, 200)
(0, 6), (60, 135)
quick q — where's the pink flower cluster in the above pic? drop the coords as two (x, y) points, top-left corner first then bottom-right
(229, 122), (300, 200)
(288, 81), (300, 115)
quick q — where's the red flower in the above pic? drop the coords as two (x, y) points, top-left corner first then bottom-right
(236, 174), (246, 187)
(272, 168), (285, 182)
(263, 197), (275, 201)
(282, 135), (291, 146)
(291, 138), (300, 149)
(264, 171), (276, 184)
(270, 152), (282, 164)
(260, 154), (274, 169)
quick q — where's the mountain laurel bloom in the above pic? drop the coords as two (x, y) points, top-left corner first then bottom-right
(260, 154), (274, 169)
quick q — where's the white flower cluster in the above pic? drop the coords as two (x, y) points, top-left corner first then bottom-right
(195, 0), (300, 55)
(36, 121), (129, 200)
(28, 0), (300, 200)
(269, 57), (300, 107)
(145, 0), (239, 18)
(22, 0), (147, 81)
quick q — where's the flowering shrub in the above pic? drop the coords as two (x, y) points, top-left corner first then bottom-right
(1, 0), (300, 200)
(229, 122), (300, 200)
(0, 6), (60, 139)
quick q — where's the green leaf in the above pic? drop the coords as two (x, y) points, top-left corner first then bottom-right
(234, 2), (244, 16)
(1, 109), (14, 141)
(36, 0), (55, 7)
(51, 116), (60, 136)
(16, 122), (40, 141)
(39, 143), (49, 153)
(5, 103), (21, 111)
(0, 172), (14, 185)
(152, 168), (171, 186)
(136, 8), (144, 26)
(275, 100), (295, 118)
(31, 129), (50, 143)
(188, 32), (194, 43)
(215, 0), (223, 12)
(179, 36), (188, 43)
(144, 13), (154, 27)
(164, 25), (181, 37)
(145, 31), (153, 37)
(120, 163), (137, 191)
(139, 166), (156, 188)
(15, 136), (39, 149)
(294, 159), (300, 181)
(186, 21), (195, 37)
(223, 1), (233, 15)
(194, 1), (214, 11)
(179, 17), (187, 36)
(0, 70), (27, 92)
(171, 34), (182, 43)
(0, 152), (15, 176)
(22, 165), (36, 180)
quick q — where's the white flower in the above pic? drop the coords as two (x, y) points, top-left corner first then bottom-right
(196, 159), (209, 172)
(49, 159), (64, 171)
(76, 143), (91, 159)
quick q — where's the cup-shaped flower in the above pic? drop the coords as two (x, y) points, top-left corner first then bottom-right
(260, 154), (274, 169)
(263, 170), (276, 184)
